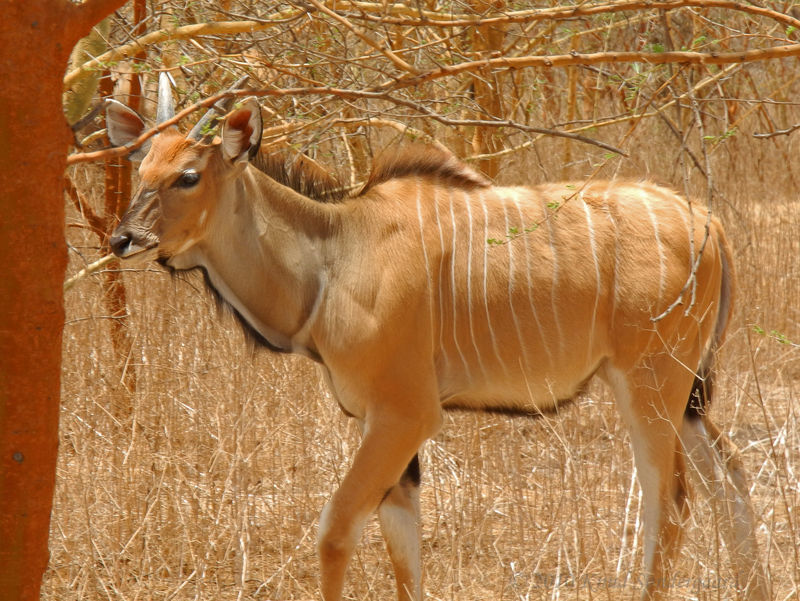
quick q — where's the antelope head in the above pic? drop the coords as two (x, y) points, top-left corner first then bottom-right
(106, 73), (260, 265)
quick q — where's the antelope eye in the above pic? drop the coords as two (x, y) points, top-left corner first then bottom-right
(175, 170), (201, 188)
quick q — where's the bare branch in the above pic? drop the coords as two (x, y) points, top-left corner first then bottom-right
(303, 0), (420, 74)
(565, 63), (742, 135)
(63, 11), (302, 88)
(65, 1), (800, 90)
(67, 86), (625, 165)
(338, 0), (800, 32)
(753, 122), (800, 138)
(330, 118), (454, 154)
(63, 254), (116, 292)
(652, 74), (716, 324)
(64, 175), (105, 238)
(384, 44), (800, 92)
(392, 113), (628, 157)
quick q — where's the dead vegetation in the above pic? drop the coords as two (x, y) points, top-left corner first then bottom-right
(51, 1), (799, 599)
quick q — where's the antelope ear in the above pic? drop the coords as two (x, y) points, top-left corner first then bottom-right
(220, 98), (262, 163)
(105, 99), (149, 161)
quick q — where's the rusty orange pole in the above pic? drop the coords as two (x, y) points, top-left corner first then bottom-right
(0, 2), (127, 599)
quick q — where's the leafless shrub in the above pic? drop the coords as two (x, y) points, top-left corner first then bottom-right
(53, 2), (799, 599)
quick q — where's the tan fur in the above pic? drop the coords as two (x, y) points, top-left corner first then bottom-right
(110, 107), (768, 601)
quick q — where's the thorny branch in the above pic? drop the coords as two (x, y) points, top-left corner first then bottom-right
(66, 4), (800, 163)
(653, 73), (716, 323)
(67, 87), (628, 165)
(64, 0), (800, 90)
(333, 0), (800, 32)
(377, 43), (800, 92)
(65, 1), (800, 294)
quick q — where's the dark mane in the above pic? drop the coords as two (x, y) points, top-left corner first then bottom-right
(251, 144), (490, 203)
(252, 151), (348, 203)
(360, 144), (491, 195)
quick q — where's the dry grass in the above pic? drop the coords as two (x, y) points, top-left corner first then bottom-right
(48, 109), (799, 600)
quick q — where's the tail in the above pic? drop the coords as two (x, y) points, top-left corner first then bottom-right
(685, 224), (735, 420)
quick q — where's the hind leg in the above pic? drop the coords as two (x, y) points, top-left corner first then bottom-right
(378, 455), (423, 601)
(681, 415), (769, 600)
(605, 362), (691, 600)
(348, 416), (424, 601)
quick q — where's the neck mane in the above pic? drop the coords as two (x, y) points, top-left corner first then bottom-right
(251, 144), (491, 205)
(251, 152), (348, 203)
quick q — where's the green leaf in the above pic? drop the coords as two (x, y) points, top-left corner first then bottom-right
(770, 330), (793, 345)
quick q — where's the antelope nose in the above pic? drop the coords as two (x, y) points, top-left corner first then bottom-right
(109, 232), (132, 257)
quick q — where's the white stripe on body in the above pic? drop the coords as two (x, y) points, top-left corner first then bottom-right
(643, 197), (666, 305)
(543, 199), (565, 359)
(449, 189), (472, 379)
(500, 197), (530, 372)
(501, 190), (532, 372)
(510, 189), (553, 368)
(415, 179), (436, 351)
(581, 195), (602, 366)
(602, 190), (621, 330)
(479, 191), (510, 378)
(432, 186), (451, 375)
(462, 189), (489, 381)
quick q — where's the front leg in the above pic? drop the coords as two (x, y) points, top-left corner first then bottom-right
(379, 455), (423, 601)
(317, 405), (440, 601)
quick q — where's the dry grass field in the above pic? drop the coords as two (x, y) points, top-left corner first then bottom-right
(48, 121), (799, 601)
(50, 7), (800, 595)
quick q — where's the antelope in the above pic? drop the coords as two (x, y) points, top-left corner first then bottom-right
(105, 74), (769, 601)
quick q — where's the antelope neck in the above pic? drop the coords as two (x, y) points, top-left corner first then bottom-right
(187, 165), (335, 360)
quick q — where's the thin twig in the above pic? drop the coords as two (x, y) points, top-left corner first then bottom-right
(753, 122), (800, 138)
(339, 0), (800, 32)
(302, 0), (420, 74)
(64, 254), (116, 292)
(382, 44), (800, 93)
(64, 175), (106, 238)
(371, 92), (629, 156)
(652, 72), (716, 323)
(67, 86), (628, 164)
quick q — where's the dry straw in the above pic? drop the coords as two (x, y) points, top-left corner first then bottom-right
(50, 2), (799, 599)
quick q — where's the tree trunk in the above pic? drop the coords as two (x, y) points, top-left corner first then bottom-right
(469, 0), (507, 179)
(0, 2), (127, 599)
(99, 66), (137, 394)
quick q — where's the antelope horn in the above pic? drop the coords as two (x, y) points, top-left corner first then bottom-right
(188, 75), (250, 142)
(156, 71), (176, 125)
